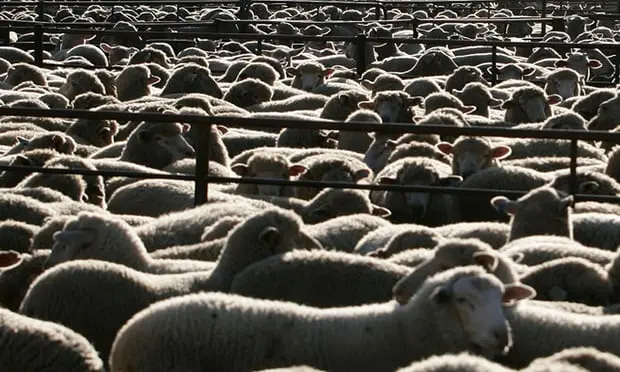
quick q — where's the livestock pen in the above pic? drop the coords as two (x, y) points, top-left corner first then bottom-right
(1, 2), (620, 371)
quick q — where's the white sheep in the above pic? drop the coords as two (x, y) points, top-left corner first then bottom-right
(20, 208), (322, 363)
(45, 212), (216, 274)
(110, 266), (535, 372)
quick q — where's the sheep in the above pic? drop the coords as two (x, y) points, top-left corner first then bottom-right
(236, 62), (280, 86)
(200, 216), (244, 241)
(572, 213), (620, 252)
(286, 61), (333, 92)
(0, 193), (56, 226)
(452, 82), (503, 118)
(57, 70), (106, 101)
(456, 166), (549, 223)
(444, 66), (489, 93)
(248, 94), (328, 113)
(319, 89), (371, 121)
(403, 78), (442, 98)
(45, 212), (216, 274)
(0, 250), (48, 311)
(0, 307), (105, 372)
(541, 111), (588, 131)
(371, 157), (462, 225)
(293, 153), (373, 200)
(361, 74), (405, 96)
(337, 109), (380, 154)
(518, 257), (613, 306)
(396, 352), (514, 372)
(275, 127), (338, 150)
(20, 208), (322, 363)
(421, 92), (476, 116)
(160, 63), (223, 98)
(3, 131), (76, 156)
(65, 116), (119, 147)
(231, 152), (307, 197)
(571, 89), (616, 121)
(491, 185), (573, 241)
(502, 86), (562, 124)
(499, 235), (614, 266)
(358, 90), (422, 123)
(115, 64), (160, 101)
(223, 78), (274, 108)
(588, 94), (620, 131)
(403, 49), (459, 77)
(544, 68), (585, 101)
(392, 238), (522, 305)
(303, 214), (389, 252)
(436, 136), (511, 179)
(415, 109), (470, 143)
(231, 249), (411, 307)
(118, 119), (196, 170)
(110, 266), (535, 372)
(435, 222), (510, 250)
(353, 224), (437, 256)
(498, 138), (605, 162)
(3, 63), (47, 87)
(356, 224), (443, 257)
(0, 219), (37, 253)
(527, 347), (620, 372)
(498, 301), (620, 368)
(550, 170), (620, 197)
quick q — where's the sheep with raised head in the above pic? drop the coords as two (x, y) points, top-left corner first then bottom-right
(371, 157), (462, 225)
(491, 185), (574, 241)
(358, 91), (422, 123)
(453, 82), (504, 117)
(231, 152), (307, 197)
(110, 266), (534, 372)
(436, 136), (511, 179)
(392, 238), (523, 305)
(502, 86), (562, 124)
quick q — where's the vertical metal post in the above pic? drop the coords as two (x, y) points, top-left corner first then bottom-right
(615, 47), (620, 84)
(355, 33), (367, 77)
(540, 0), (547, 36)
(257, 38), (262, 54)
(491, 44), (497, 86)
(569, 138), (578, 199)
(34, 25), (43, 67)
(36, 0), (44, 22)
(194, 123), (211, 206)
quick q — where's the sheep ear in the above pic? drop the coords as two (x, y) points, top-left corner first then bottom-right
(559, 195), (574, 210)
(554, 59), (569, 68)
(436, 142), (454, 155)
(547, 94), (562, 105)
(377, 176), (398, 185)
(17, 136), (30, 146)
(491, 196), (517, 215)
(430, 286), (452, 304)
(578, 181), (599, 194)
(147, 76), (160, 85)
(215, 125), (228, 135)
(0, 250), (21, 269)
(368, 248), (390, 258)
(522, 67), (536, 76)
(489, 98), (503, 108)
(490, 145), (511, 159)
(259, 226), (281, 247)
(473, 251), (498, 272)
(371, 205), (391, 218)
(358, 101), (375, 110)
(52, 230), (95, 245)
(407, 96), (423, 106)
(502, 283), (537, 306)
(360, 80), (374, 90)
(587, 59), (602, 69)
(501, 99), (516, 109)
(285, 67), (298, 77)
(509, 252), (524, 264)
(289, 164), (307, 176)
(51, 134), (65, 150)
(354, 169), (371, 181)
(231, 163), (248, 175)
(323, 68), (335, 77)
(460, 105), (477, 114)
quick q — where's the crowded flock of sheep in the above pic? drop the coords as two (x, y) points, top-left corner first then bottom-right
(1, 0), (620, 370)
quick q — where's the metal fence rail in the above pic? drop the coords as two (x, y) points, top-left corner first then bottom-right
(0, 106), (618, 207)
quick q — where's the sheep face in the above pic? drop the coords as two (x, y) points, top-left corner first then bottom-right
(287, 62), (333, 92)
(161, 64), (223, 98)
(496, 64), (535, 81)
(555, 52), (602, 80)
(58, 71), (106, 101)
(428, 272), (534, 359)
(588, 94), (620, 131)
(437, 137), (511, 179)
(232, 154), (307, 197)
(123, 121), (195, 169)
(68, 118), (119, 147)
(223, 78), (273, 108)
(544, 69), (584, 101)
(503, 88), (561, 124)
(358, 91), (421, 123)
